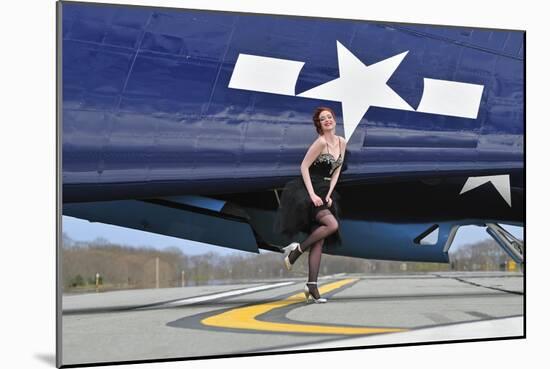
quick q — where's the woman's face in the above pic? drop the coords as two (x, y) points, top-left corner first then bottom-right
(319, 110), (335, 133)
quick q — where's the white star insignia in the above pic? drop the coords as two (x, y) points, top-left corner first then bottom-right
(298, 41), (413, 141)
(460, 175), (512, 207)
(229, 41), (485, 141)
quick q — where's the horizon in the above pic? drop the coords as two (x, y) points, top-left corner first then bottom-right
(62, 215), (523, 256)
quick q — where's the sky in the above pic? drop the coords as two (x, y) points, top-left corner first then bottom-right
(62, 215), (523, 256)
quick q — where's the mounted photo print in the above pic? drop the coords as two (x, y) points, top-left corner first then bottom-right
(57, 0), (525, 367)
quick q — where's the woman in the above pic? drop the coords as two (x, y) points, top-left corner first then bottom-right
(275, 106), (346, 303)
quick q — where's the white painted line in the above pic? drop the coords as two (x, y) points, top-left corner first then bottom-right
(283, 316), (523, 351)
(146, 282), (295, 309)
(319, 273), (347, 279)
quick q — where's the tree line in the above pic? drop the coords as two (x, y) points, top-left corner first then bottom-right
(61, 233), (517, 293)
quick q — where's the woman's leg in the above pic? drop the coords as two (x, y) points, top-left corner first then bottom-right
(288, 209), (338, 264)
(306, 239), (325, 301)
(308, 239), (324, 283)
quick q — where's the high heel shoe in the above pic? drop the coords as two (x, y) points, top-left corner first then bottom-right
(304, 282), (327, 303)
(282, 242), (302, 271)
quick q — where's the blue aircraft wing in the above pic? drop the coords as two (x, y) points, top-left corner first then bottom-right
(60, 2), (524, 263)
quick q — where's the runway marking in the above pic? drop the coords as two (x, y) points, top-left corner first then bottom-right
(152, 282), (295, 309)
(201, 278), (405, 335)
(283, 316), (523, 351)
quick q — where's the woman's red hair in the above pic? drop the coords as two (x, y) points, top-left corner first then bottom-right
(312, 107), (336, 135)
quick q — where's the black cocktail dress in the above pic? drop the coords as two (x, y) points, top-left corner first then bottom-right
(274, 141), (344, 246)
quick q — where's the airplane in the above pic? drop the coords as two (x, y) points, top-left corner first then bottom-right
(60, 1), (525, 265)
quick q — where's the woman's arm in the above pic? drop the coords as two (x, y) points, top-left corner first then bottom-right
(301, 137), (325, 201)
(327, 137), (346, 199)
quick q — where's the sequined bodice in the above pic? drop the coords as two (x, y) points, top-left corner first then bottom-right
(310, 153), (343, 178)
(309, 139), (343, 178)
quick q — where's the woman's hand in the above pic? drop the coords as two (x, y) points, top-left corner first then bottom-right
(310, 193), (324, 207)
(325, 196), (333, 208)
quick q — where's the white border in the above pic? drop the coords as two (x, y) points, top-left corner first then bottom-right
(4, 1), (545, 369)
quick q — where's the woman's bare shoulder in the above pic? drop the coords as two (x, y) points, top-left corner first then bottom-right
(315, 136), (327, 144)
(302, 136), (325, 162)
(338, 136), (346, 146)
(311, 136), (326, 147)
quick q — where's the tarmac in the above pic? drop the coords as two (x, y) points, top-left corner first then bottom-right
(60, 271), (524, 366)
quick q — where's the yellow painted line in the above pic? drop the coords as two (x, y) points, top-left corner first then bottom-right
(201, 278), (405, 335)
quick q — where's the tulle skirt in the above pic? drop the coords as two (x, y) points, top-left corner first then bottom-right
(274, 175), (342, 246)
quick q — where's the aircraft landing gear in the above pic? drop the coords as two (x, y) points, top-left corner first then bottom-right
(485, 223), (524, 267)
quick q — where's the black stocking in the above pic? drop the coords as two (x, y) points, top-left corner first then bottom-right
(288, 209), (338, 264)
(308, 239), (324, 283)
